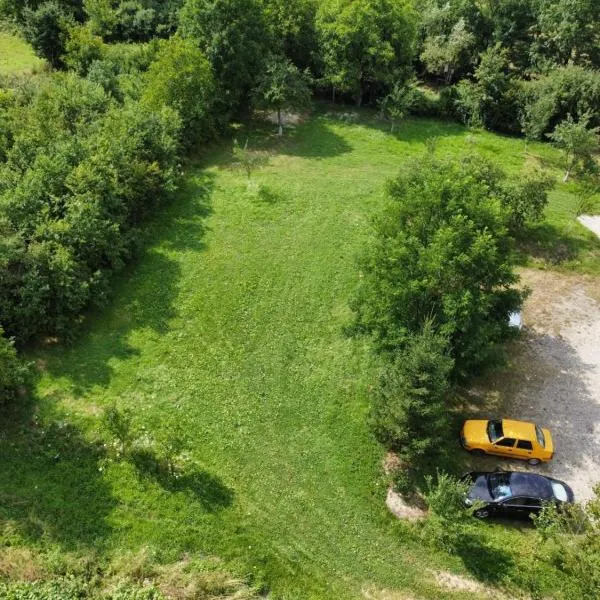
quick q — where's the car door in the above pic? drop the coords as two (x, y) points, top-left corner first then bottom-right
(500, 497), (531, 519)
(514, 439), (534, 460)
(491, 437), (516, 458)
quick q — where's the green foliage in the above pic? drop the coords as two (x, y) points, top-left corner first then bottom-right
(178, 0), (270, 115)
(63, 23), (105, 74)
(455, 44), (522, 133)
(232, 139), (268, 179)
(262, 0), (318, 71)
(142, 37), (215, 145)
(0, 73), (181, 342)
(379, 79), (419, 132)
(370, 324), (453, 463)
(253, 55), (311, 135)
(103, 403), (134, 456)
(420, 17), (475, 84)
(316, 0), (416, 105)
(0, 326), (29, 404)
(548, 113), (600, 182)
(533, 485), (600, 599)
(521, 66), (600, 140)
(352, 153), (524, 379)
(421, 471), (482, 553)
(23, 1), (73, 68)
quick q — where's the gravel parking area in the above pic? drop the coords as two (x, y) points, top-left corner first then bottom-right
(469, 269), (600, 503)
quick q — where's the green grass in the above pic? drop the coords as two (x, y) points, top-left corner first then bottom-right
(0, 30), (44, 75)
(3, 111), (599, 598)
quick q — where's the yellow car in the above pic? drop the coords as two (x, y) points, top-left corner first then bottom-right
(460, 419), (554, 465)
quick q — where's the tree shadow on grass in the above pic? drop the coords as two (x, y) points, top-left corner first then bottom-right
(0, 412), (115, 551)
(454, 530), (515, 584)
(33, 171), (216, 393)
(515, 221), (600, 267)
(130, 449), (234, 512)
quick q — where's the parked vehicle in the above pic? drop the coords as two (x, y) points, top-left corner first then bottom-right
(460, 418), (553, 465)
(462, 470), (574, 519)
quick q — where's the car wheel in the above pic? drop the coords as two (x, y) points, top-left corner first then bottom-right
(528, 458), (541, 465)
(474, 508), (490, 519)
(471, 449), (486, 457)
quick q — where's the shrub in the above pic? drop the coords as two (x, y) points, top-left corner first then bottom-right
(142, 37), (215, 145)
(421, 471), (481, 553)
(0, 325), (29, 404)
(23, 1), (73, 68)
(370, 324), (453, 464)
(521, 66), (600, 139)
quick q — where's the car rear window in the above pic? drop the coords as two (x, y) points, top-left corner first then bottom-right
(535, 425), (545, 448)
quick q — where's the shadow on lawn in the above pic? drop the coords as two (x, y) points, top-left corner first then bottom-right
(130, 448), (234, 512)
(34, 171), (216, 392)
(0, 409), (115, 551)
(516, 221), (600, 267)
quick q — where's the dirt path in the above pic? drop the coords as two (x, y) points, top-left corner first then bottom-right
(471, 269), (600, 502)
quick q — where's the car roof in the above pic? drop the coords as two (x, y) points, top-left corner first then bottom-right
(509, 472), (553, 499)
(501, 419), (537, 440)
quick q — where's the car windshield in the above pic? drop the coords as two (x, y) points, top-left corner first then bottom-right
(488, 472), (512, 500)
(536, 425), (545, 448)
(487, 420), (503, 443)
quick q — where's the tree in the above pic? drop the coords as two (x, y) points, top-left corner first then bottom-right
(532, 0), (600, 69)
(103, 403), (134, 456)
(23, 1), (74, 68)
(351, 154), (524, 379)
(178, 0), (271, 116)
(548, 114), (600, 182)
(370, 324), (453, 463)
(253, 55), (311, 136)
(316, 0), (416, 106)
(232, 139), (268, 179)
(420, 17), (475, 84)
(379, 79), (418, 133)
(142, 37), (215, 145)
(262, 0), (318, 71)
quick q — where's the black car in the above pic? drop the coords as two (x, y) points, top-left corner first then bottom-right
(462, 470), (574, 519)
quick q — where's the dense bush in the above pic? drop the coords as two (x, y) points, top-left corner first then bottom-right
(521, 66), (600, 139)
(316, 0), (416, 105)
(178, 0), (271, 116)
(352, 154), (525, 379)
(370, 324), (453, 464)
(142, 36), (215, 145)
(0, 73), (180, 341)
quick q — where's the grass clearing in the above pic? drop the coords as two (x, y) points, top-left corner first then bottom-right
(3, 110), (599, 598)
(0, 30), (44, 75)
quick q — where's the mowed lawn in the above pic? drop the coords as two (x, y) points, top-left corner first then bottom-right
(6, 113), (599, 598)
(0, 31), (44, 75)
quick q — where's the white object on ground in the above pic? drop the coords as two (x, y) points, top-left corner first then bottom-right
(508, 311), (522, 329)
(578, 215), (600, 239)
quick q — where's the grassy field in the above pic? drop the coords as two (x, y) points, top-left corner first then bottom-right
(3, 110), (599, 598)
(0, 30), (44, 75)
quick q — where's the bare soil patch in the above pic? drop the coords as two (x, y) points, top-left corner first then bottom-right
(470, 269), (600, 502)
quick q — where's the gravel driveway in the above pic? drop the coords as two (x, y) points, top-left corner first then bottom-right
(469, 269), (600, 503)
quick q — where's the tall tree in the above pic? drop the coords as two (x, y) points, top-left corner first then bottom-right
(316, 0), (416, 106)
(178, 0), (271, 116)
(352, 154), (524, 378)
(253, 55), (311, 136)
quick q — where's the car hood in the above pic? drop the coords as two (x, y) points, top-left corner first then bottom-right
(462, 420), (489, 446)
(467, 473), (494, 503)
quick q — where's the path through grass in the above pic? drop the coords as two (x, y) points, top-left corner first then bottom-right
(5, 112), (599, 598)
